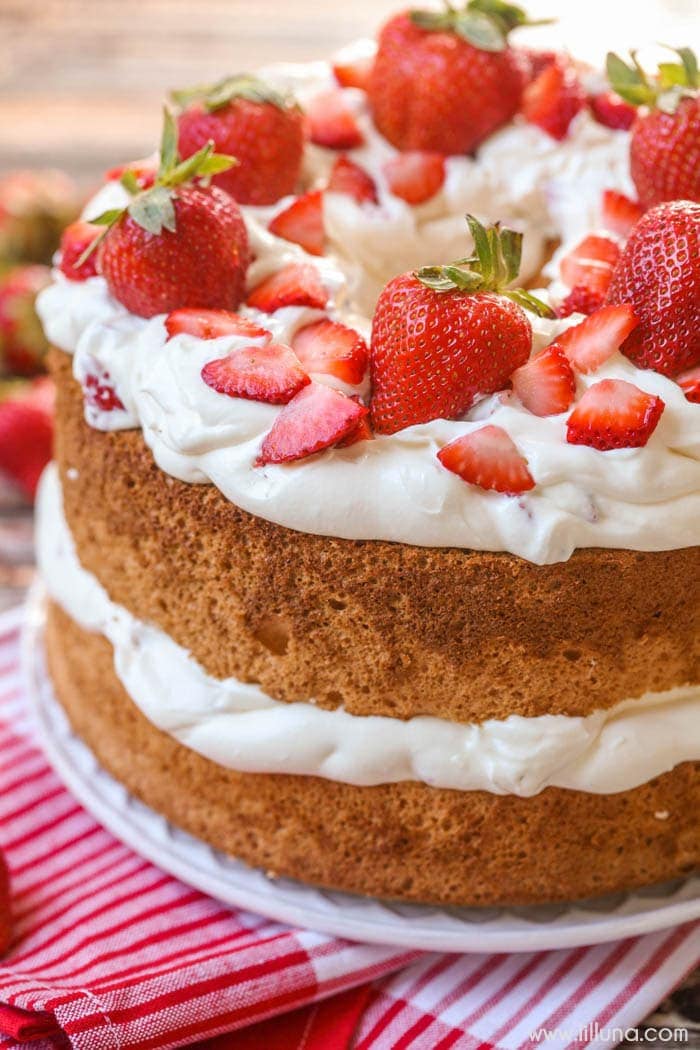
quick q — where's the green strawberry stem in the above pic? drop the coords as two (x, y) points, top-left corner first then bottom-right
(170, 74), (295, 115)
(410, 0), (553, 53)
(416, 214), (554, 317)
(77, 108), (238, 265)
(607, 46), (698, 114)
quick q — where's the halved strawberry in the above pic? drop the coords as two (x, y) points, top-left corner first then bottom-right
(268, 190), (325, 256)
(553, 304), (638, 374)
(521, 58), (586, 140)
(437, 425), (535, 494)
(291, 318), (368, 384)
(327, 156), (378, 204)
(601, 189), (644, 239)
(382, 151), (446, 205)
(566, 378), (664, 450)
(336, 397), (373, 446)
(677, 365), (700, 404)
(201, 343), (309, 405)
(588, 91), (636, 131)
(247, 264), (328, 313)
(256, 381), (368, 464)
(511, 346), (575, 416)
(0, 380), (53, 499)
(59, 221), (101, 281)
(559, 234), (621, 298)
(556, 285), (607, 318)
(306, 90), (364, 150)
(165, 308), (269, 341)
(332, 54), (374, 92)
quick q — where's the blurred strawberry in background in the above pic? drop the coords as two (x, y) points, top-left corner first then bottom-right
(0, 265), (52, 378)
(0, 378), (54, 500)
(0, 170), (80, 266)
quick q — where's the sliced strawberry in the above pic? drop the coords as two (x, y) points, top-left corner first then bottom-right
(165, 308), (269, 341)
(566, 379), (664, 450)
(256, 381), (368, 464)
(553, 304), (638, 374)
(511, 347), (575, 417)
(336, 399), (373, 446)
(520, 47), (559, 80)
(306, 90), (364, 150)
(0, 386), (53, 499)
(327, 156), (378, 204)
(521, 59), (586, 140)
(247, 264), (328, 313)
(332, 54), (374, 92)
(601, 189), (644, 239)
(559, 235), (621, 297)
(382, 151), (446, 205)
(201, 343), (309, 405)
(677, 365), (700, 404)
(58, 221), (100, 281)
(268, 190), (325, 255)
(588, 91), (636, 131)
(556, 284), (607, 318)
(291, 318), (369, 384)
(437, 425), (535, 495)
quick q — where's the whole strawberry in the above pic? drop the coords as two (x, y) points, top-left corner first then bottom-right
(174, 76), (304, 206)
(0, 376), (54, 499)
(607, 48), (700, 208)
(0, 264), (51, 377)
(368, 1), (539, 154)
(606, 200), (700, 376)
(90, 111), (249, 318)
(370, 215), (552, 434)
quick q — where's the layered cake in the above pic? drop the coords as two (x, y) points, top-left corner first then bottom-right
(36, 4), (700, 905)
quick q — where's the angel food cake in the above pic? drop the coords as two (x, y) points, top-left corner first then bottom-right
(36, 1), (700, 905)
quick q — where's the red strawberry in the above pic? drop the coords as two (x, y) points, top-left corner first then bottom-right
(559, 234), (621, 297)
(522, 58), (586, 140)
(519, 47), (559, 80)
(256, 382), (368, 464)
(336, 397), (374, 446)
(165, 308), (269, 341)
(291, 319), (369, 383)
(105, 160), (157, 189)
(588, 91), (636, 130)
(556, 285), (606, 318)
(268, 191), (325, 255)
(601, 189), (644, 239)
(174, 75), (304, 205)
(0, 377), (53, 498)
(567, 379), (664, 450)
(677, 365), (700, 403)
(327, 156), (378, 204)
(0, 265), (51, 377)
(511, 346), (575, 416)
(59, 221), (101, 281)
(333, 53), (374, 92)
(201, 343), (309, 404)
(0, 849), (11, 956)
(306, 90), (364, 150)
(383, 151), (446, 205)
(606, 200), (700, 375)
(607, 49), (700, 208)
(370, 216), (551, 435)
(553, 304), (638, 374)
(438, 425), (535, 494)
(247, 263), (328, 314)
(368, 6), (531, 154)
(96, 111), (249, 319)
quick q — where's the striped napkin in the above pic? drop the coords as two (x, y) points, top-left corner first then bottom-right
(0, 605), (698, 1050)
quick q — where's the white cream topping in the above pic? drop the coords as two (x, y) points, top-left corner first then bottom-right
(37, 464), (700, 797)
(36, 56), (700, 565)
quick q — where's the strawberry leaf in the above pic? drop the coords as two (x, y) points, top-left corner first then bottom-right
(411, 0), (552, 52)
(120, 170), (142, 196)
(159, 107), (179, 178)
(128, 185), (176, 236)
(607, 47), (698, 111)
(171, 74), (294, 114)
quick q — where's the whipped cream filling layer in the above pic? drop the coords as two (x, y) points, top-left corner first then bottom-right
(38, 464), (700, 797)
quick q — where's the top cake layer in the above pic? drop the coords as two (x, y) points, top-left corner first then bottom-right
(37, 41), (700, 564)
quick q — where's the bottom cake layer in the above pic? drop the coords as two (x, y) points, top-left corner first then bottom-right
(45, 600), (700, 907)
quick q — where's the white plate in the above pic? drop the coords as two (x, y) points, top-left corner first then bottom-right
(22, 588), (700, 954)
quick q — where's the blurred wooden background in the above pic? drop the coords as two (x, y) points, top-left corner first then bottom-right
(1, 0), (698, 183)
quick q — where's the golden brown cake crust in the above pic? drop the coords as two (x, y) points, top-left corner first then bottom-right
(46, 601), (700, 907)
(49, 348), (700, 723)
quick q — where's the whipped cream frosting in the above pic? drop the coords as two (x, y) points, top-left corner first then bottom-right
(36, 55), (700, 564)
(37, 464), (700, 797)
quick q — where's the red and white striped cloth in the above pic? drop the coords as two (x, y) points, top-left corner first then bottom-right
(0, 605), (698, 1050)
